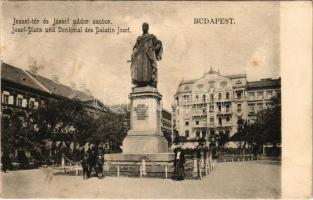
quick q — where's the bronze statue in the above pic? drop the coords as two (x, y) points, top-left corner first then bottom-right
(129, 23), (163, 88)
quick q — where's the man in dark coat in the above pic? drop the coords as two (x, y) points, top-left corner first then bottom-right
(173, 146), (185, 181)
(87, 148), (97, 177)
(96, 151), (104, 179)
(82, 153), (89, 179)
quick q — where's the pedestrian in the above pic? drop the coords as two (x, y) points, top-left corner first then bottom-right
(87, 148), (97, 177)
(173, 146), (185, 181)
(82, 153), (89, 179)
(252, 144), (259, 160)
(96, 151), (104, 179)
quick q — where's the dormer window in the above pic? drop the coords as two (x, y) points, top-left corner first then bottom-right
(236, 80), (242, 85)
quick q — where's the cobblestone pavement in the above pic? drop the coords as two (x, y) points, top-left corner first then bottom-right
(1, 160), (280, 199)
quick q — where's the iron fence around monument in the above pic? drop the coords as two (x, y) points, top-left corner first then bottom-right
(52, 153), (218, 180)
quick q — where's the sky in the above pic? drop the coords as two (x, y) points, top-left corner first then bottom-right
(1, 1), (280, 110)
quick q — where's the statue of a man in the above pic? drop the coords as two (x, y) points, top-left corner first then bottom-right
(130, 23), (163, 88)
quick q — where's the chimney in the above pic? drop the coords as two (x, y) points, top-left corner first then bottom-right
(29, 61), (39, 74)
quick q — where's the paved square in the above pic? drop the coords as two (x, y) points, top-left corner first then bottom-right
(1, 160), (280, 198)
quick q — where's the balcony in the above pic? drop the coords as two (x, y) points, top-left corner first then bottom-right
(191, 100), (207, 105)
(217, 122), (232, 127)
(191, 110), (207, 116)
(193, 122), (207, 128)
(216, 110), (232, 115)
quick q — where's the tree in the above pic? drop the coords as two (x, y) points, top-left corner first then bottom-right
(254, 94), (281, 147)
(90, 113), (128, 152)
(218, 132), (229, 150)
(232, 93), (281, 156)
(33, 97), (94, 144)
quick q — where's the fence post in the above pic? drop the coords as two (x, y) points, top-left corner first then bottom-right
(142, 159), (147, 176)
(200, 151), (204, 168)
(139, 165), (142, 178)
(165, 165), (168, 179)
(61, 154), (65, 173)
(199, 161), (202, 180)
(192, 152), (198, 178)
(75, 162), (78, 176)
(117, 165), (120, 177)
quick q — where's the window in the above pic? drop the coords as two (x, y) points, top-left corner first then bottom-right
(236, 91), (242, 99)
(209, 105), (214, 112)
(257, 91), (263, 99)
(236, 80), (242, 85)
(195, 95), (199, 102)
(210, 117), (214, 124)
(248, 104), (255, 113)
(226, 116), (230, 122)
(210, 94), (214, 101)
(237, 116), (242, 123)
(17, 98), (23, 107)
(202, 95), (206, 102)
(218, 117), (222, 125)
(29, 98), (35, 109)
(237, 104), (242, 112)
(197, 84), (203, 89)
(183, 95), (190, 103)
(220, 82), (227, 87)
(196, 131), (200, 138)
(226, 104), (230, 112)
(185, 121), (189, 126)
(185, 130), (190, 138)
(248, 92), (255, 100)
(266, 91), (272, 99)
(202, 131), (206, 138)
(226, 92), (230, 99)
(184, 86), (190, 90)
(21, 99), (27, 107)
(29, 101), (35, 108)
(3, 94), (9, 104)
(218, 93), (222, 100)
(8, 96), (14, 105)
(196, 121), (199, 125)
(218, 104), (222, 112)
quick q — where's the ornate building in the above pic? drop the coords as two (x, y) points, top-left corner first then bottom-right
(172, 68), (280, 142)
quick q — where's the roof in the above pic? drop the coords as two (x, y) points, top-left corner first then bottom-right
(226, 74), (246, 79)
(179, 79), (197, 85)
(247, 78), (281, 89)
(175, 79), (197, 95)
(1, 62), (103, 104)
(28, 72), (93, 101)
(1, 62), (48, 93)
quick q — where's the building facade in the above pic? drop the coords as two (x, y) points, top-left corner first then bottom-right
(1, 62), (109, 118)
(172, 68), (280, 141)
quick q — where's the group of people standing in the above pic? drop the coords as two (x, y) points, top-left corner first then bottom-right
(81, 148), (104, 179)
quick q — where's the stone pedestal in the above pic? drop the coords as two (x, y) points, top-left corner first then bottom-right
(104, 86), (174, 178)
(123, 86), (169, 153)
